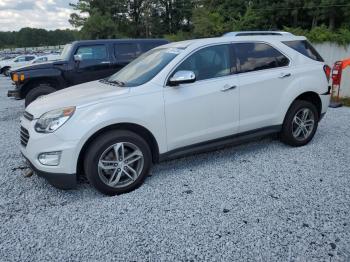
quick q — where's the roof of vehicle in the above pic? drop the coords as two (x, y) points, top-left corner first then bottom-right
(70, 39), (169, 45)
(223, 31), (294, 37)
(35, 54), (61, 59)
(160, 34), (307, 50)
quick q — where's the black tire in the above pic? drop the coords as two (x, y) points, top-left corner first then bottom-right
(3, 68), (10, 76)
(84, 130), (152, 196)
(25, 84), (56, 107)
(280, 100), (319, 147)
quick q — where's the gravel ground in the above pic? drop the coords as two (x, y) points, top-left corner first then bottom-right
(0, 75), (349, 261)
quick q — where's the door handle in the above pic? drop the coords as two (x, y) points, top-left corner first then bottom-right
(100, 61), (111, 64)
(279, 73), (291, 78)
(221, 85), (237, 92)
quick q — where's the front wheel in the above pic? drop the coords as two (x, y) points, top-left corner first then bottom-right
(280, 100), (319, 147)
(25, 84), (56, 107)
(84, 130), (152, 196)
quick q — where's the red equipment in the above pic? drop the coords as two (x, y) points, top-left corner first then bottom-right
(330, 58), (350, 107)
(332, 61), (343, 85)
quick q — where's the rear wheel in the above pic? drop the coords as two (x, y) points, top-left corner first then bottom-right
(84, 130), (152, 196)
(25, 84), (56, 107)
(280, 100), (319, 146)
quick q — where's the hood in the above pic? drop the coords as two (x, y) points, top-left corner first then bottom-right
(27, 80), (130, 118)
(13, 60), (67, 72)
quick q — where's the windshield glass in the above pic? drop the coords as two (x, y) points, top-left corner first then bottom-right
(108, 47), (183, 87)
(60, 44), (72, 60)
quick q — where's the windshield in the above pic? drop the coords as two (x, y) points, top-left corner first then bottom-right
(60, 44), (72, 60)
(108, 47), (183, 87)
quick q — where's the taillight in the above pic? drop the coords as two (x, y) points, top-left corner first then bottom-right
(323, 65), (331, 82)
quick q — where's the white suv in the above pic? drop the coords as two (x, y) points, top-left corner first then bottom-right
(21, 32), (331, 195)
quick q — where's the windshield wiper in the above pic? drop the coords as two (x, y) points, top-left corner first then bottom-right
(100, 78), (126, 87)
(108, 79), (125, 87)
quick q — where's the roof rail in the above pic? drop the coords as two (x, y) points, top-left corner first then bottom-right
(223, 31), (294, 37)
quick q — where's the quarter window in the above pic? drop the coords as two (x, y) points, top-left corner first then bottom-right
(235, 43), (289, 73)
(174, 44), (231, 81)
(282, 40), (324, 62)
(76, 45), (108, 60)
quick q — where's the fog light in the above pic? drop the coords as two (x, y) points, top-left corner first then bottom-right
(38, 151), (61, 166)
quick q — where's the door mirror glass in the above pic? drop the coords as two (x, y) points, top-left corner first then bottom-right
(169, 70), (196, 86)
(74, 54), (83, 62)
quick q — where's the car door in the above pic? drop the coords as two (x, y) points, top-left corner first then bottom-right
(164, 44), (239, 151)
(13, 56), (26, 67)
(234, 42), (292, 132)
(72, 44), (111, 84)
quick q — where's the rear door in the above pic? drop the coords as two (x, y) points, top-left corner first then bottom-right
(234, 42), (292, 132)
(112, 42), (141, 73)
(72, 44), (111, 84)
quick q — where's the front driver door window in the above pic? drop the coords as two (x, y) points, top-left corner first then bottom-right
(164, 44), (240, 150)
(73, 44), (110, 84)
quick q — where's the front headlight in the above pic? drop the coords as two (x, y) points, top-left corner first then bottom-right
(35, 107), (75, 133)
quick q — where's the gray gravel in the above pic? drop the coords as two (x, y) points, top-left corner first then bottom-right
(0, 76), (349, 261)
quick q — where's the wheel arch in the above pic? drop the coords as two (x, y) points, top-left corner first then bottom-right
(292, 91), (322, 119)
(21, 77), (60, 98)
(76, 123), (160, 177)
(282, 91), (322, 125)
(1, 66), (11, 74)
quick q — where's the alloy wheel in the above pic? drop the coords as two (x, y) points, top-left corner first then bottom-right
(292, 108), (315, 141)
(98, 142), (144, 188)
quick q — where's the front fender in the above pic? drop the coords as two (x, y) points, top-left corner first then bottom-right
(18, 68), (66, 97)
(54, 91), (167, 173)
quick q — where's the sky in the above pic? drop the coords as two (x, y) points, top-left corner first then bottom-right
(0, 0), (78, 31)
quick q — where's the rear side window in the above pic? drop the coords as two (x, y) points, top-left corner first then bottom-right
(141, 42), (165, 52)
(76, 45), (108, 60)
(282, 40), (324, 62)
(25, 56), (35, 61)
(115, 43), (141, 62)
(234, 43), (290, 73)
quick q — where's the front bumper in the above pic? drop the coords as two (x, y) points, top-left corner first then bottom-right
(23, 154), (76, 189)
(7, 82), (22, 99)
(320, 93), (331, 120)
(20, 116), (78, 190)
(7, 89), (21, 99)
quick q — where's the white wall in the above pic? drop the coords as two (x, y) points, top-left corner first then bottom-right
(313, 42), (350, 97)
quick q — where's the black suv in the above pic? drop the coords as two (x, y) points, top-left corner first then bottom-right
(8, 39), (169, 106)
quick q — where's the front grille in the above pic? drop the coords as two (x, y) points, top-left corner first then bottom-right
(23, 111), (34, 121)
(20, 126), (30, 147)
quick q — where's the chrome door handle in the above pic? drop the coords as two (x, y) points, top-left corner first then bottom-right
(100, 61), (111, 64)
(279, 73), (291, 78)
(221, 85), (237, 92)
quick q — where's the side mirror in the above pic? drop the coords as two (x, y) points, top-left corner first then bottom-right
(169, 70), (196, 86)
(73, 54), (83, 63)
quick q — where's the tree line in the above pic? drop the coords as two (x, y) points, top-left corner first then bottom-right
(0, 28), (79, 49)
(1, 0), (350, 49)
(69, 0), (350, 41)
